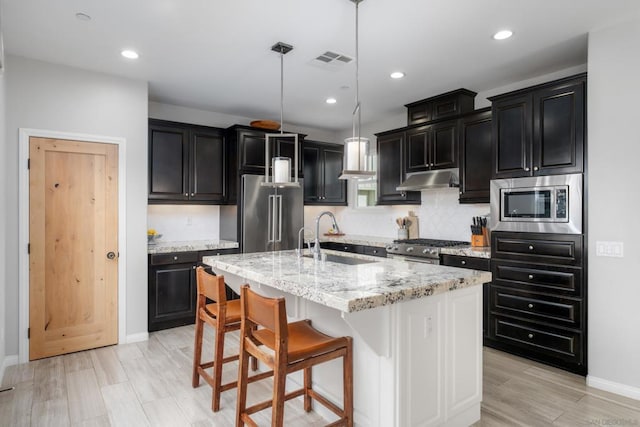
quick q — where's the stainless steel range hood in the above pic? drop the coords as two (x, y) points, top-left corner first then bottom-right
(396, 168), (460, 191)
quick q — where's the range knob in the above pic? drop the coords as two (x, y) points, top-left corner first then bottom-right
(406, 247), (414, 253)
(422, 249), (429, 254)
(430, 249), (438, 256)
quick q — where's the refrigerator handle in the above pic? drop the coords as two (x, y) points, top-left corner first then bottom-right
(267, 195), (275, 243)
(277, 195), (283, 242)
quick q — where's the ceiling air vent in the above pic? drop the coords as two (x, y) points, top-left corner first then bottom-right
(313, 51), (353, 67)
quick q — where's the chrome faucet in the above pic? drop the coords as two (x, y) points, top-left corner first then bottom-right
(296, 226), (314, 257)
(312, 211), (341, 259)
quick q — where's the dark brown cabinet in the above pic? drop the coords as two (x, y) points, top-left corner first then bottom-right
(490, 74), (585, 179)
(458, 108), (492, 203)
(226, 125), (305, 204)
(405, 89), (476, 125)
(405, 119), (458, 173)
(319, 241), (387, 258)
(149, 119), (226, 203)
(148, 248), (239, 332)
(487, 231), (586, 375)
(303, 141), (347, 205)
(376, 130), (421, 205)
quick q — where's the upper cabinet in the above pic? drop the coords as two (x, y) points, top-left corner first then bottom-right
(490, 74), (586, 179)
(225, 125), (306, 204)
(376, 130), (421, 205)
(303, 141), (347, 206)
(148, 119), (226, 203)
(405, 89), (476, 125)
(458, 108), (492, 204)
(405, 119), (458, 173)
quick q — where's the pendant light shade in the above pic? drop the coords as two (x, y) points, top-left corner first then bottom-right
(262, 42), (300, 188)
(339, 0), (375, 180)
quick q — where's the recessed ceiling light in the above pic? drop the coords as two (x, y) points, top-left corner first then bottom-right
(75, 12), (92, 21)
(326, 98), (337, 104)
(493, 30), (513, 40)
(121, 49), (139, 59)
(390, 71), (405, 79)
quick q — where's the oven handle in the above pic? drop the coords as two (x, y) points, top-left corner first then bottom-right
(387, 254), (440, 264)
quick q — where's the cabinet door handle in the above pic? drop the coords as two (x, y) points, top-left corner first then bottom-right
(344, 246), (349, 251)
(528, 274), (534, 279)
(461, 260), (466, 265)
(528, 303), (534, 309)
(528, 333), (534, 339)
(174, 256), (178, 261)
(430, 163), (434, 167)
(192, 265), (196, 270)
(528, 245), (534, 251)
(533, 166), (539, 171)
(191, 193), (195, 197)
(184, 193), (188, 197)
(373, 250), (378, 254)
(525, 167), (530, 172)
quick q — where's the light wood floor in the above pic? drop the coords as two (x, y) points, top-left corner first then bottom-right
(1, 325), (638, 426)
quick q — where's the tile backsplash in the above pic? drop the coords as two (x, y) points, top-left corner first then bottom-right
(147, 205), (220, 242)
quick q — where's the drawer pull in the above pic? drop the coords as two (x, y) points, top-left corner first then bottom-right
(528, 245), (534, 250)
(528, 274), (534, 279)
(173, 256), (178, 261)
(192, 265), (196, 269)
(461, 260), (466, 265)
(373, 250), (378, 254)
(528, 303), (534, 309)
(344, 246), (349, 251)
(528, 333), (534, 339)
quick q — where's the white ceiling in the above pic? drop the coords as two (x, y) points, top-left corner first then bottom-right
(3, 0), (640, 131)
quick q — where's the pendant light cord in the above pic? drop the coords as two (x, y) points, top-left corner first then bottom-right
(352, 0), (361, 141)
(280, 48), (284, 134)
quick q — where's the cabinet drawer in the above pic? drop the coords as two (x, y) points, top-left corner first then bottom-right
(491, 286), (581, 327)
(440, 254), (489, 271)
(150, 251), (198, 266)
(492, 317), (582, 363)
(199, 248), (239, 259)
(492, 260), (582, 296)
(335, 243), (363, 253)
(491, 232), (582, 266)
(363, 246), (387, 258)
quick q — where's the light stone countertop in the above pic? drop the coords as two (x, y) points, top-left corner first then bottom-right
(318, 234), (395, 248)
(203, 249), (491, 313)
(148, 239), (239, 254)
(440, 246), (491, 259)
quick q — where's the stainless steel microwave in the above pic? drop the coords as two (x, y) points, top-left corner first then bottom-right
(489, 174), (583, 234)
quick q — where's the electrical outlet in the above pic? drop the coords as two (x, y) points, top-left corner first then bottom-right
(186, 216), (193, 226)
(596, 241), (624, 258)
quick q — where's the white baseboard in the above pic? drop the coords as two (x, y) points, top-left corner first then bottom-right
(1, 355), (19, 384)
(587, 375), (640, 401)
(125, 332), (149, 344)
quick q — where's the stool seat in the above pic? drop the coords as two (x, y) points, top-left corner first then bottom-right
(253, 320), (349, 363)
(204, 299), (241, 324)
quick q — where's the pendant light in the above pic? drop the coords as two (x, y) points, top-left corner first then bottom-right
(262, 42), (300, 188)
(339, 0), (375, 180)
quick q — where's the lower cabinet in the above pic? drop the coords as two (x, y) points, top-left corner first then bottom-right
(148, 248), (239, 332)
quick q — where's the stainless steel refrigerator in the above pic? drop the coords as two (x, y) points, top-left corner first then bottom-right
(240, 174), (304, 253)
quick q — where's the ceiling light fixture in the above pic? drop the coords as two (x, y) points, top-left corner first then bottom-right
(493, 30), (513, 40)
(121, 49), (139, 59)
(339, 0), (375, 180)
(326, 98), (337, 104)
(75, 12), (92, 21)
(261, 42), (300, 188)
(390, 71), (405, 79)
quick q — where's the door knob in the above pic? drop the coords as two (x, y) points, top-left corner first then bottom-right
(106, 252), (116, 260)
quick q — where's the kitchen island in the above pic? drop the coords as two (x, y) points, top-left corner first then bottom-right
(203, 250), (491, 426)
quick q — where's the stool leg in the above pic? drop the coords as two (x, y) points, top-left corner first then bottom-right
(192, 314), (204, 388)
(212, 324), (225, 412)
(236, 339), (250, 427)
(272, 365), (287, 427)
(250, 325), (258, 371)
(344, 338), (354, 427)
(303, 366), (312, 412)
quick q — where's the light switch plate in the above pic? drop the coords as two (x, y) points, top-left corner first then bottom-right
(596, 241), (624, 257)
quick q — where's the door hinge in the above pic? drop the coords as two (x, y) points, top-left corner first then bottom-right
(28, 243), (30, 254)
(28, 328), (30, 339)
(27, 158), (30, 169)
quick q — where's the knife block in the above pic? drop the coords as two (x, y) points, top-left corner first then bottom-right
(471, 227), (489, 247)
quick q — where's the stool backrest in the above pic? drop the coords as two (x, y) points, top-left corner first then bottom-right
(240, 284), (288, 341)
(196, 266), (226, 304)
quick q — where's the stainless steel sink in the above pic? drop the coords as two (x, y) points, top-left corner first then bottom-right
(303, 253), (377, 265)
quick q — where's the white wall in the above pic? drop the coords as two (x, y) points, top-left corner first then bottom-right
(4, 55), (149, 356)
(0, 50), (7, 378)
(147, 205), (220, 242)
(587, 18), (640, 396)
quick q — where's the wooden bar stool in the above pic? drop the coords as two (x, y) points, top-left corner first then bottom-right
(192, 267), (264, 411)
(236, 284), (354, 427)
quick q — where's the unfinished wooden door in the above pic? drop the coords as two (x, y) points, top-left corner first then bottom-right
(29, 137), (118, 360)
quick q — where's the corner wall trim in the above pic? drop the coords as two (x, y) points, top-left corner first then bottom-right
(125, 333), (149, 344)
(587, 375), (640, 401)
(0, 355), (19, 384)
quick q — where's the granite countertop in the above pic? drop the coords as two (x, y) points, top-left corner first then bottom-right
(440, 246), (491, 259)
(148, 239), (239, 254)
(203, 250), (491, 313)
(318, 234), (395, 248)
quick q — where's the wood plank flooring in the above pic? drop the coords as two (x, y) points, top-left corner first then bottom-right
(1, 325), (639, 426)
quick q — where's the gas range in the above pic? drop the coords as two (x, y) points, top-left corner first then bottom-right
(386, 239), (470, 264)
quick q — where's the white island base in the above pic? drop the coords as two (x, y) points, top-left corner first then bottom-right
(220, 272), (482, 427)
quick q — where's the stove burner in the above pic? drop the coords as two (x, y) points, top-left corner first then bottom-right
(392, 239), (470, 247)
